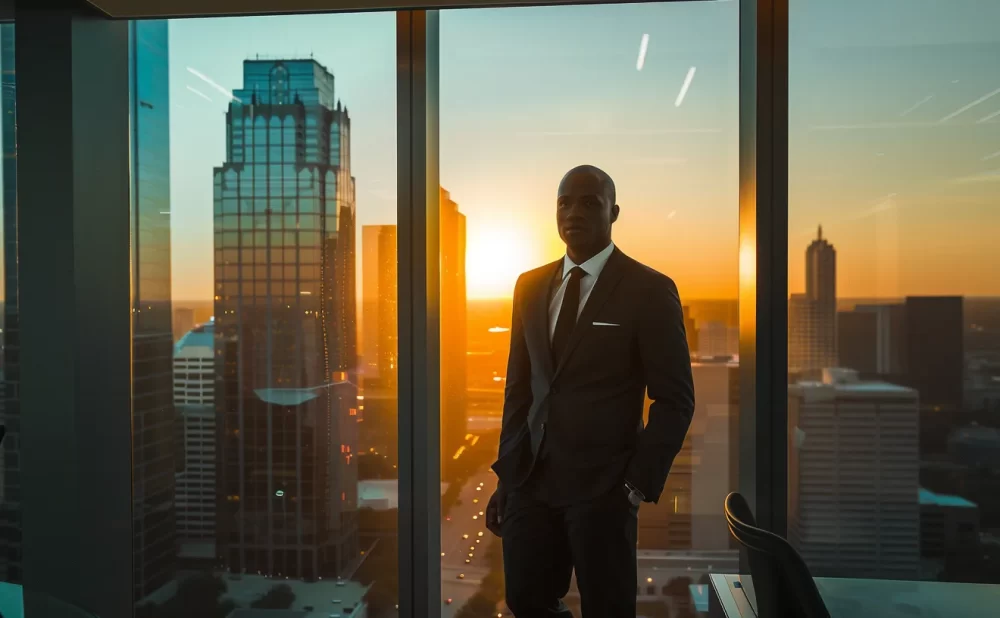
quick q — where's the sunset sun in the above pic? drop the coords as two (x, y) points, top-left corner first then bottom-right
(465, 221), (544, 299)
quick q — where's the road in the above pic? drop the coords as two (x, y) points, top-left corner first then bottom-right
(439, 468), (500, 617)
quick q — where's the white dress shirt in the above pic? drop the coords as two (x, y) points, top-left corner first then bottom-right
(548, 241), (616, 340)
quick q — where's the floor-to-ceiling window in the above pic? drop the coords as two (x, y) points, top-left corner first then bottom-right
(439, 2), (739, 615)
(131, 13), (398, 616)
(787, 0), (1000, 585)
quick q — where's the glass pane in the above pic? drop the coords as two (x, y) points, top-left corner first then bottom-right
(131, 14), (398, 616)
(441, 2), (739, 616)
(788, 0), (1000, 585)
(0, 22), (19, 586)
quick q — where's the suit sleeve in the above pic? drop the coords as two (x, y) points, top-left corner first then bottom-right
(497, 275), (533, 471)
(625, 275), (695, 503)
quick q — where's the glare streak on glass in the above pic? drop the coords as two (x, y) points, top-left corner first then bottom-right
(937, 86), (1000, 123)
(675, 66), (696, 107)
(636, 33), (650, 71)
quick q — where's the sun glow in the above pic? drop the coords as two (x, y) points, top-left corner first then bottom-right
(465, 220), (545, 299)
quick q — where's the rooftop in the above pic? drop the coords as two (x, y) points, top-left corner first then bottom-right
(919, 487), (977, 509)
(175, 319), (215, 355)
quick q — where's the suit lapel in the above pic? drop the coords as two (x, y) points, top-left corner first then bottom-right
(552, 248), (627, 380)
(525, 259), (562, 380)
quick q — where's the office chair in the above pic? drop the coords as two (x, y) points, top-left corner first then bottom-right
(724, 492), (831, 618)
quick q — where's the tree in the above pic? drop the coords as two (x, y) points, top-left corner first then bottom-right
(251, 583), (295, 609)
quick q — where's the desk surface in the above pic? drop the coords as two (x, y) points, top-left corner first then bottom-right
(710, 573), (1000, 618)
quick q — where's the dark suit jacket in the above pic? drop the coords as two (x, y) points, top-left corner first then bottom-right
(491, 247), (695, 504)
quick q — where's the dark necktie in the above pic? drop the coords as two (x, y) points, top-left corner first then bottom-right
(551, 266), (586, 364)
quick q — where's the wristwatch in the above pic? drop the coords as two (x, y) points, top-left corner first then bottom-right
(624, 481), (645, 507)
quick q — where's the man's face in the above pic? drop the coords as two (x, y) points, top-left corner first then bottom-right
(556, 170), (617, 253)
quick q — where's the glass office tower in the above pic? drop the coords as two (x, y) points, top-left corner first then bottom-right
(214, 59), (359, 580)
(129, 20), (178, 601)
(0, 22), (20, 585)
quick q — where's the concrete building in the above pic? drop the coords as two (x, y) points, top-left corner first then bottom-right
(174, 320), (217, 562)
(788, 368), (920, 579)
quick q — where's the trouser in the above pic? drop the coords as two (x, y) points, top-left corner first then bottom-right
(501, 473), (638, 618)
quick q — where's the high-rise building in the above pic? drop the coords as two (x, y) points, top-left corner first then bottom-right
(130, 20), (177, 601)
(788, 368), (919, 579)
(173, 307), (196, 343)
(789, 227), (837, 374)
(905, 296), (963, 411)
(214, 59), (359, 579)
(697, 321), (737, 359)
(360, 225), (398, 461)
(440, 188), (467, 479)
(683, 305), (698, 357)
(690, 359), (739, 550)
(837, 310), (878, 375)
(361, 225), (397, 386)
(174, 321), (217, 564)
(0, 22), (21, 584)
(841, 304), (907, 377)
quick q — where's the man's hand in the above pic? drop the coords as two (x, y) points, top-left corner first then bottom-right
(486, 487), (507, 538)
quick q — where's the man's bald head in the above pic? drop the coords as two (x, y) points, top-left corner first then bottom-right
(556, 165), (619, 263)
(559, 165), (616, 207)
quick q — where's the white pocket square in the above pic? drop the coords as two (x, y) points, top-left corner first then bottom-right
(592, 321), (620, 327)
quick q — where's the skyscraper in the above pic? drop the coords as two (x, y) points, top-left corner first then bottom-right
(361, 224), (397, 386)
(360, 225), (397, 461)
(837, 310), (878, 375)
(839, 304), (907, 377)
(0, 22), (21, 584)
(440, 188), (467, 478)
(905, 296), (963, 411)
(174, 321), (217, 564)
(130, 20), (177, 601)
(788, 368), (920, 579)
(214, 59), (359, 579)
(789, 227), (837, 374)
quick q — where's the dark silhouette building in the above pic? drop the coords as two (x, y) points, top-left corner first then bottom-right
(905, 296), (964, 411)
(838, 310), (878, 375)
(440, 188), (467, 479)
(214, 59), (359, 579)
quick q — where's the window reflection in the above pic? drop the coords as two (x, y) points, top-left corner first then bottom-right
(441, 2), (738, 615)
(134, 12), (397, 617)
(788, 0), (1000, 584)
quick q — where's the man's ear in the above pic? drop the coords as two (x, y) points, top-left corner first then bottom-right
(611, 203), (621, 224)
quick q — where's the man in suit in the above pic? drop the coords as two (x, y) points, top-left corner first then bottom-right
(485, 165), (695, 617)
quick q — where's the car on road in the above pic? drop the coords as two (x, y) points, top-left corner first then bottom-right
(465, 559), (471, 564)
(457, 573), (465, 580)
(445, 598), (453, 605)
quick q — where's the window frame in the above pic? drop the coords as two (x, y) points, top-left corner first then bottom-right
(10, 1), (787, 617)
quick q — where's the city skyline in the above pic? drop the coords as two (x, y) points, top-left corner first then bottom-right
(163, 2), (1000, 304)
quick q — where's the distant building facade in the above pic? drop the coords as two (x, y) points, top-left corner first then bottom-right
(440, 188), (467, 478)
(214, 59), (359, 579)
(174, 321), (217, 563)
(789, 227), (837, 374)
(789, 368), (920, 579)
